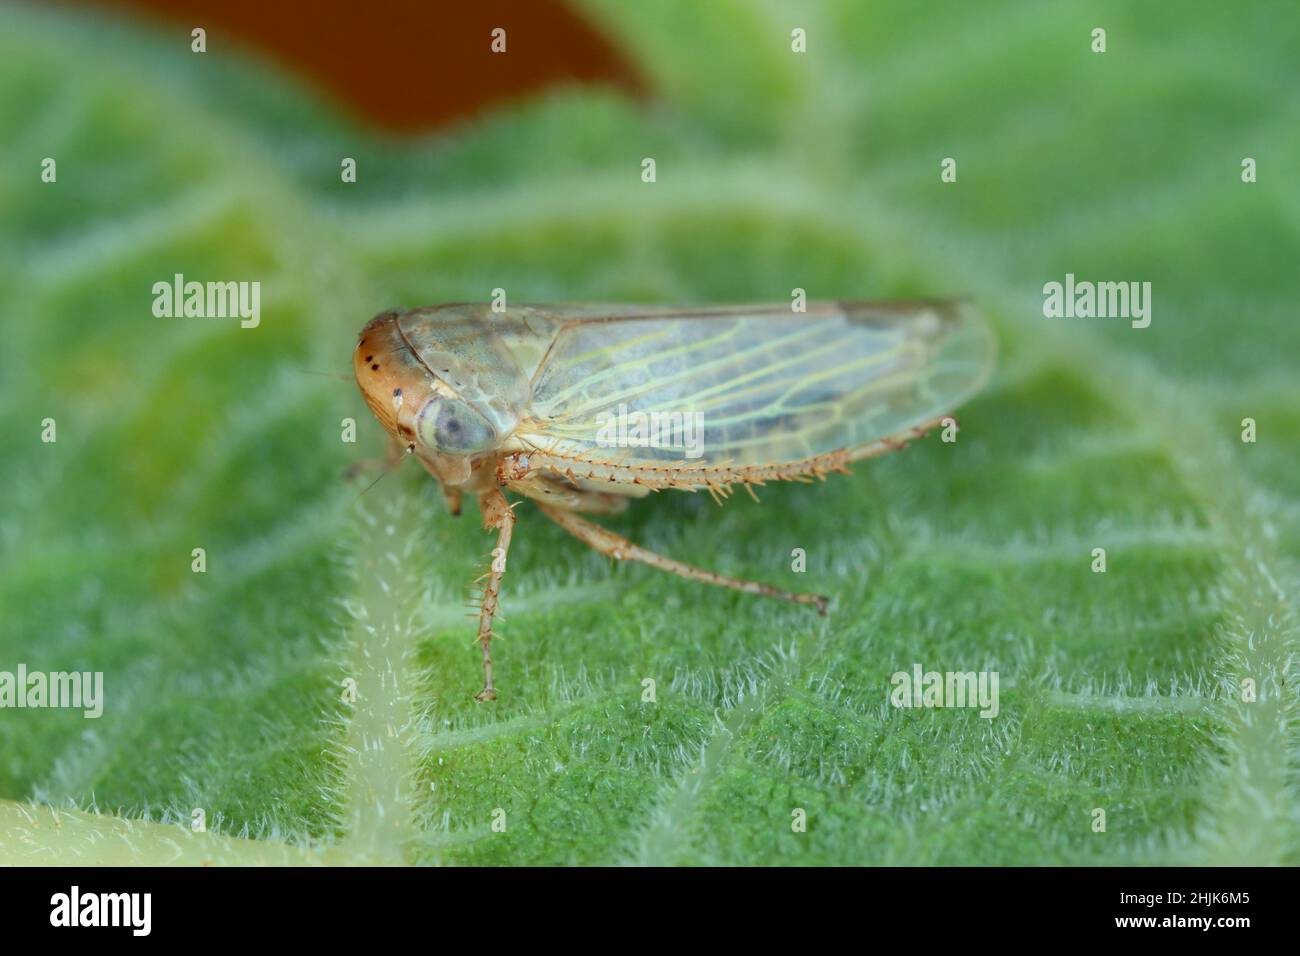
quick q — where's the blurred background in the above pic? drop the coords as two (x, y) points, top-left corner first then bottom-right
(1, 1), (1296, 865)
(63, 0), (645, 132)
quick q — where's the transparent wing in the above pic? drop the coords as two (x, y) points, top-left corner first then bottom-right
(517, 300), (995, 467)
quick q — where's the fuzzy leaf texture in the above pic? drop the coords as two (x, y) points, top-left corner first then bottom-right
(0, 0), (1297, 865)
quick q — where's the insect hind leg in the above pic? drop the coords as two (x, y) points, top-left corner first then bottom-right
(536, 503), (829, 615)
(506, 473), (631, 515)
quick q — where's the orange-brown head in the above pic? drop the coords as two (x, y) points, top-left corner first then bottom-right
(353, 309), (504, 485)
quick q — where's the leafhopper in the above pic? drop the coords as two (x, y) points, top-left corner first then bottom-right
(354, 301), (994, 700)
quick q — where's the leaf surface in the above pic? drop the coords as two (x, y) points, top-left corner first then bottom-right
(1, 0), (1296, 865)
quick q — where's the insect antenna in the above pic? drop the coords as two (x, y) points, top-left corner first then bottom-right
(292, 366), (353, 383)
(352, 468), (392, 502)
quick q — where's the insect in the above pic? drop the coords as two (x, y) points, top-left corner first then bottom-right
(354, 301), (994, 701)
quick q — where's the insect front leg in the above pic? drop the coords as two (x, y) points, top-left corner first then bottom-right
(443, 486), (463, 517)
(407, 457), (466, 516)
(536, 503), (829, 615)
(473, 487), (515, 701)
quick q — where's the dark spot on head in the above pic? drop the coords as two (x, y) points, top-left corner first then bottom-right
(365, 355), (373, 362)
(393, 387), (402, 397)
(371, 364), (380, 371)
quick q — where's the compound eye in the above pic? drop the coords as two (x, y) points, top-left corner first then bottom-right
(416, 398), (495, 454)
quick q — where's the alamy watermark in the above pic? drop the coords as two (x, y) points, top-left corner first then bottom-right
(890, 663), (999, 718)
(152, 273), (260, 328)
(0, 664), (103, 718)
(595, 403), (706, 459)
(50, 886), (150, 936)
(1042, 273), (1151, 328)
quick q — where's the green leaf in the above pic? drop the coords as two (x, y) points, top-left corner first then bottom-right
(1, 0), (1296, 865)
